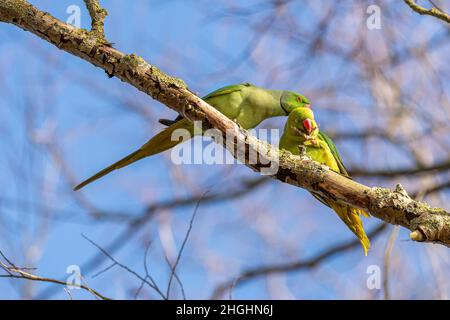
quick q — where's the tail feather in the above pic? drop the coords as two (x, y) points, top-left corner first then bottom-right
(355, 208), (370, 218)
(330, 202), (371, 256)
(74, 119), (194, 191)
(73, 149), (145, 191)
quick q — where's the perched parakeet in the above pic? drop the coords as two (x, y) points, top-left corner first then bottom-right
(279, 107), (370, 255)
(74, 83), (310, 190)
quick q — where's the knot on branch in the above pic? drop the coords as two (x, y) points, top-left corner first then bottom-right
(409, 205), (450, 244)
(366, 184), (414, 223)
(367, 184), (450, 246)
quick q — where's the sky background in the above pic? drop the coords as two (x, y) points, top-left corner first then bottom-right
(0, 0), (449, 299)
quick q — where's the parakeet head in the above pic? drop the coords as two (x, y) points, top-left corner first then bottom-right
(280, 91), (311, 113)
(286, 107), (318, 138)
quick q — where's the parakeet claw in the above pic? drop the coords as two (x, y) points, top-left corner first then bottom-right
(303, 138), (318, 147)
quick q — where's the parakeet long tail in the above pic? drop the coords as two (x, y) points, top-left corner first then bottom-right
(74, 119), (194, 191)
(313, 193), (370, 255)
(331, 202), (370, 255)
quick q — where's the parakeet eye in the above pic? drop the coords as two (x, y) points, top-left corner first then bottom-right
(303, 119), (313, 134)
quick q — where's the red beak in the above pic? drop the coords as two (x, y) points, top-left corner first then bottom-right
(303, 119), (313, 134)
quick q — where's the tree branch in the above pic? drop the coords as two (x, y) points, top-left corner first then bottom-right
(0, 250), (109, 300)
(1, 0), (449, 246)
(83, 0), (108, 42)
(404, 0), (450, 24)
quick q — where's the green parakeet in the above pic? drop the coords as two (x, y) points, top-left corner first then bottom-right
(74, 83), (310, 190)
(279, 107), (370, 255)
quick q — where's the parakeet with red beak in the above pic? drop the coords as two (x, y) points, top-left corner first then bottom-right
(279, 107), (370, 255)
(74, 83), (310, 190)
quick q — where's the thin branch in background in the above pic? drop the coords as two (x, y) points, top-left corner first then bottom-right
(166, 192), (207, 299)
(82, 234), (167, 299)
(164, 254), (186, 300)
(63, 287), (73, 300)
(0, 250), (17, 269)
(428, 0), (443, 12)
(383, 225), (400, 300)
(94, 176), (269, 222)
(135, 241), (158, 299)
(0, 249), (109, 300)
(413, 180), (450, 199)
(91, 262), (116, 278)
(34, 176), (266, 299)
(84, 192), (205, 300)
(349, 158), (450, 178)
(135, 241), (166, 300)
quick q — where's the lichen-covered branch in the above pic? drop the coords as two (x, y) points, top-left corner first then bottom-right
(0, 0), (449, 246)
(83, 0), (108, 42)
(404, 0), (450, 24)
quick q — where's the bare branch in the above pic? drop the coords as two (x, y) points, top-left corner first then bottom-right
(404, 0), (450, 24)
(383, 226), (400, 300)
(349, 159), (450, 178)
(95, 176), (269, 221)
(0, 250), (109, 300)
(166, 192), (205, 299)
(82, 234), (167, 299)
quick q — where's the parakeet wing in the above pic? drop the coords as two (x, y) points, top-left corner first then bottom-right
(201, 83), (250, 100)
(159, 83), (252, 126)
(317, 131), (370, 219)
(318, 131), (349, 177)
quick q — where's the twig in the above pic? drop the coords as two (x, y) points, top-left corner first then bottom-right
(404, 0), (450, 24)
(349, 159), (450, 178)
(82, 234), (167, 299)
(166, 192), (206, 299)
(164, 255), (186, 300)
(0, 250), (109, 300)
(413, 180), (450, 198)
(135, 241), (158, 299)
(83, 0), (108, 41)
(383, 225), (400, 300)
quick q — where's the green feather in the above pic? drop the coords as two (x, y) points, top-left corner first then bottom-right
(201, 83), (251, 100)
(318, 131), (349, 177)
